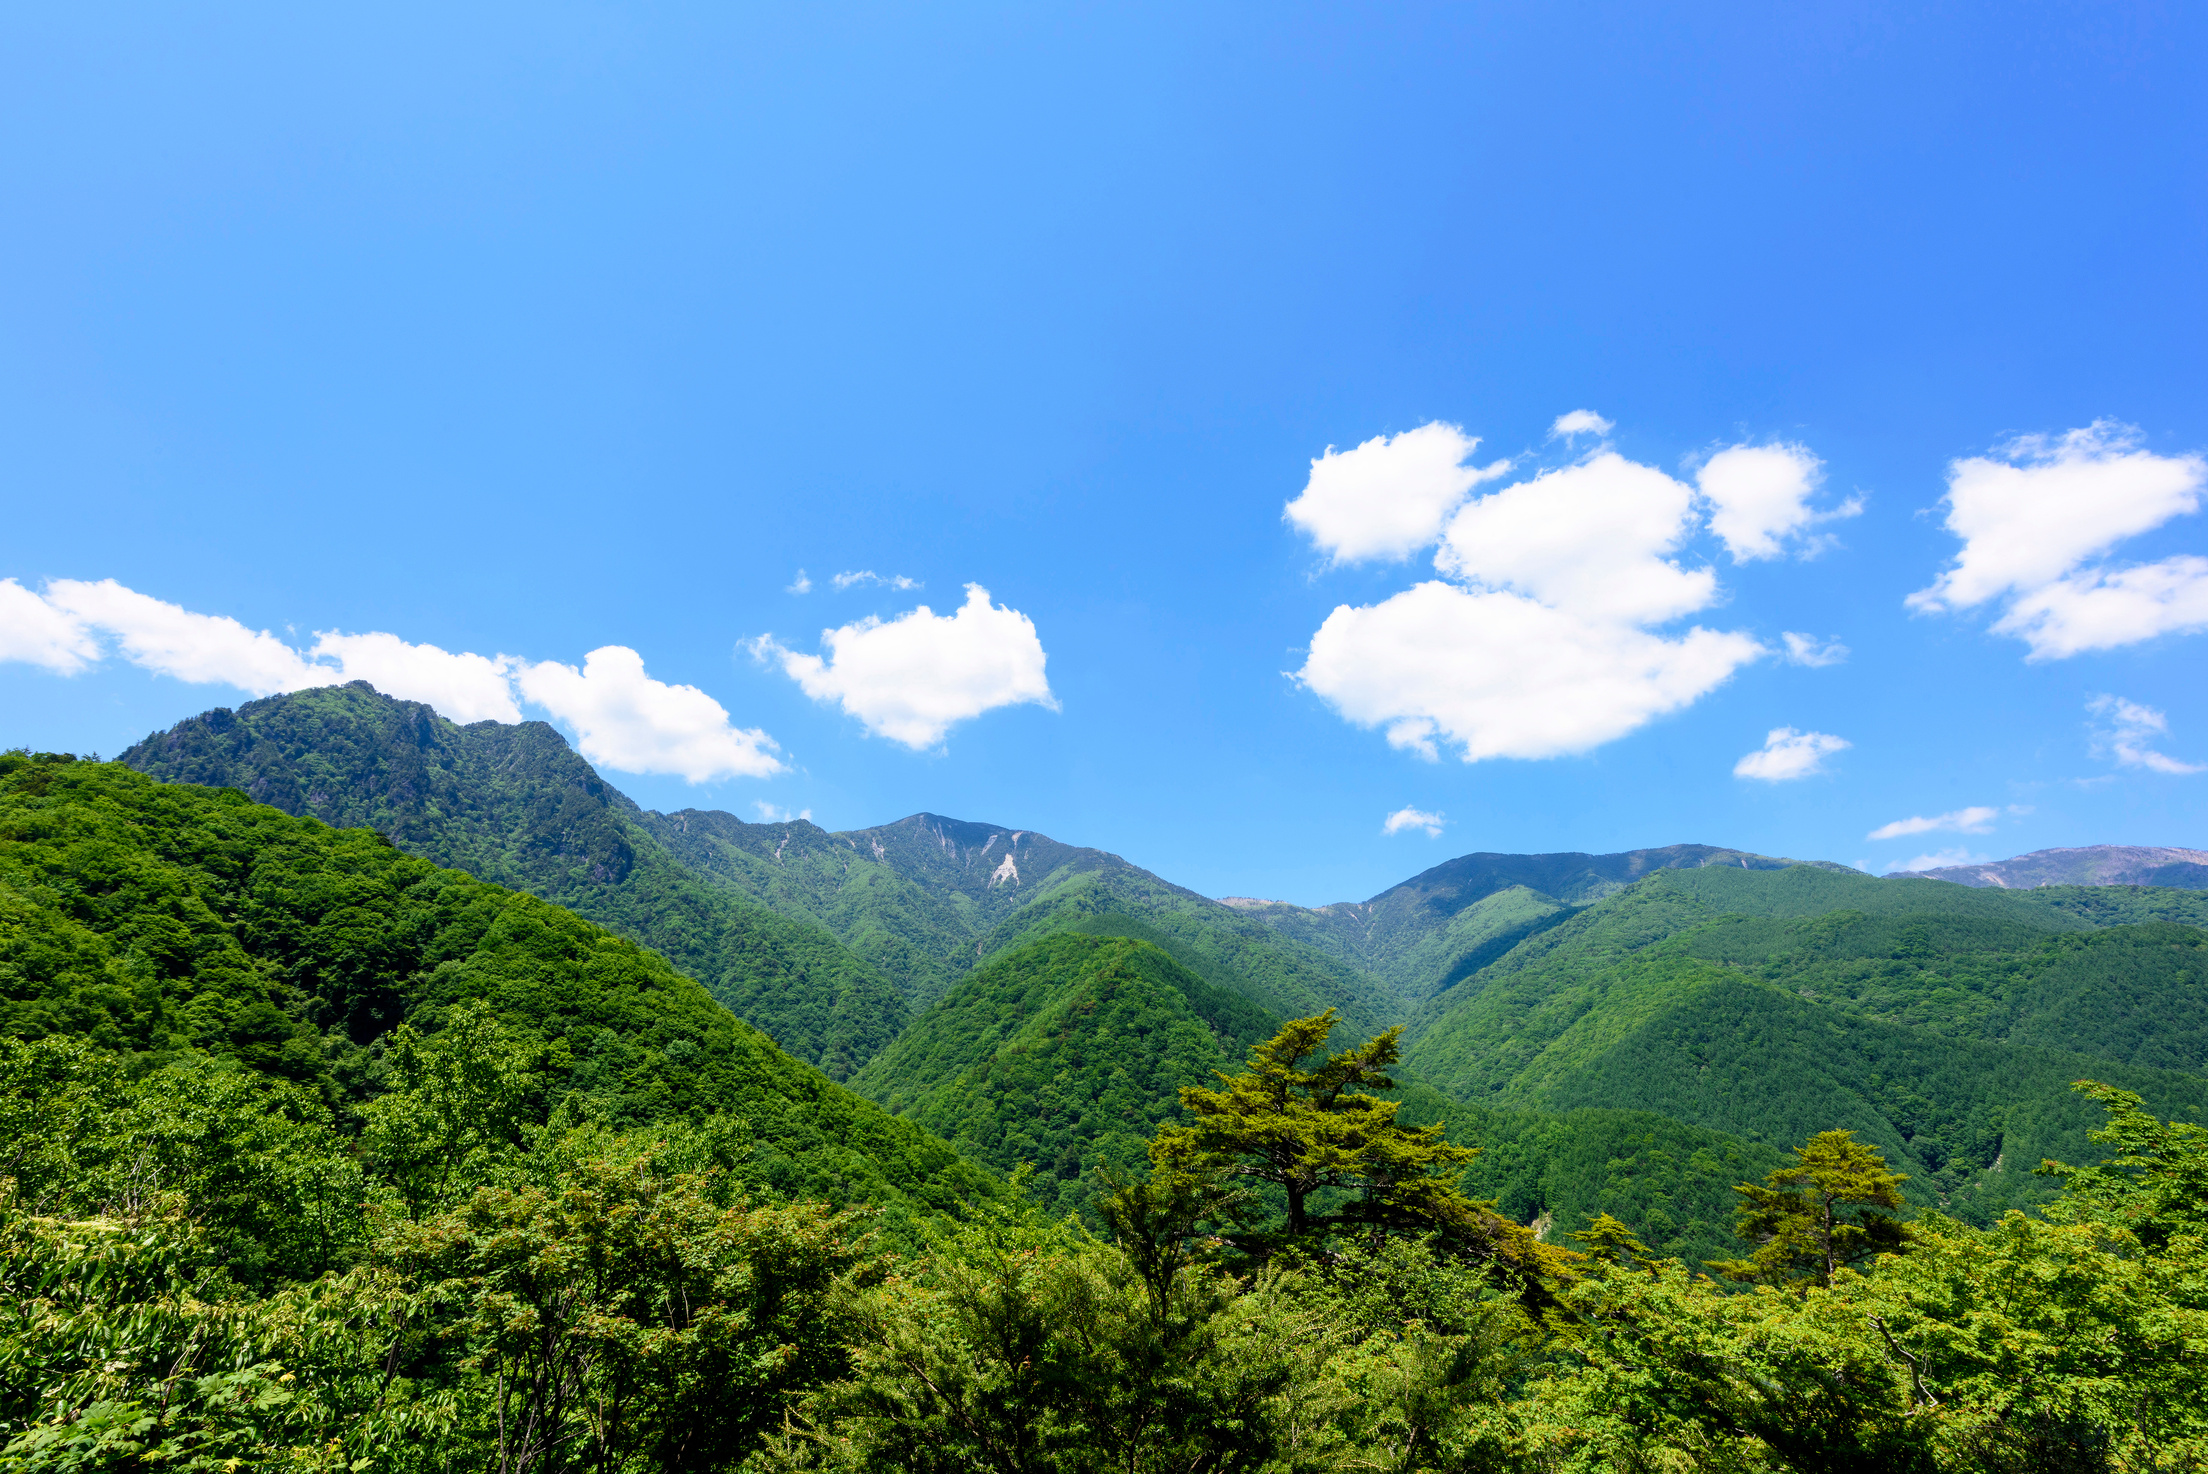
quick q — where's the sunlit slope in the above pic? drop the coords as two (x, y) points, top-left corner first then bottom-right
(0, 753), (998, 1220)
(849, 933), (1270, 1217)
(1230, 844), (1853, 1005)
(650, 807), (1400, 1037)
(118, 683), (908, 1078)
(1402, 864), (2208, 1220)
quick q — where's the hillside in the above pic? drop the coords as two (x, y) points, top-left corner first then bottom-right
(848, 933), (1273, 1217)
(117, 683), (907, 1078)
(649, 806), (1400, 1036)
(0, 752), (998, 1221)
(1228, 843), (1851, 1004)
(1400, 863), (2208, 1217)
(1894, 843), (2208, 889)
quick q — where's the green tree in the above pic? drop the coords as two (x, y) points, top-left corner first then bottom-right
(1712, 1129), (1910, 1288)
(2038, 1078), (2208, 1246)
(762, 1201), (1315, 1474)
(385, 1129), (864, 1474)
(1147, 1012), (1573, 1298)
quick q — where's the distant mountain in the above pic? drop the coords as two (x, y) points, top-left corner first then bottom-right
(118, 684), (908, 1079)
(118, 684), (1397, 1069)
(644, 807), (1400, 1040)
(1398, 862), (2208, 1217)
(1227, 843), (1852, 1003)
(1895, 844), (2208, 890)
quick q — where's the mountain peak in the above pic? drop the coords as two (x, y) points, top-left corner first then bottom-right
(1894, 845), (2208, 890)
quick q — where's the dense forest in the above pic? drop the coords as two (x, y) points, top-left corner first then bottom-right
(119, 684), (910, 1080)
(3, 750), (2204, 1469)
(22, 686), (2208, 1469)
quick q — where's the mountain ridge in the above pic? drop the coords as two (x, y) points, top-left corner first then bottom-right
(1895, 843), (2208, 890)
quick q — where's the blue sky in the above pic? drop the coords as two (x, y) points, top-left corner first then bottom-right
(4, 2), (2205, 906)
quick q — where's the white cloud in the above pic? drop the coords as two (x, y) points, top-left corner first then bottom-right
(0, 578), (100, 673)
(831, 570), (921, 592)
(1381, 805), (1446, 837)
(1696, 443), (1856, 561)
(1295, 431), (1787, 763)
(308, 631), (523, 724)
(1885, 847), (1990, 875)
(2088, 695), (2204, 775)
(0, 576), (791, 782)
(1301, 581), (1763, 761)
(754, 801), (814, 823)
(1733, 727), (1849, 781)
(1867, 806), (2004, 841)
(787, 570), (813, 595)
(517, 647), (785, 782)
(1550, 409), (1614, 440)
(1908, 422), (2208, 658)
(1435, 452), (1713, 624)
(754, 583), (1057, 749)
(1283, 423), (1511, 565)
(44, 578), (323, 693)
(1780, 631), (1849, 667)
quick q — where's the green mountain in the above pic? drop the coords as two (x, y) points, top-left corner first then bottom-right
(105, 683), (2208, 1260)
(646, 807), (1400, 1037)
(845, 927), (1792, 1264)
(117, 683), (907, 1079)
(846, 932), (1274, 1217)
(1224, 842), (1851, 1004)
(1399, 863), (2208, 1217)
(0, 751), (997, 1221)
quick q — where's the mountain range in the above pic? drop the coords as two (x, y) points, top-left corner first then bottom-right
(106, 680), (2208, 1263)
(1894, 843), (2208, 889)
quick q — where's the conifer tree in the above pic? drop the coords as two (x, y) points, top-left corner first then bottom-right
(1145, 1011), (1573, 1296)
(1711, 1129), (1910, 1287)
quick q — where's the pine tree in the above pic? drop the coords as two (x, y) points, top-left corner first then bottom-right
(1144, 1011), (1575, 1297)
(1710, 1129), (1909, 1287)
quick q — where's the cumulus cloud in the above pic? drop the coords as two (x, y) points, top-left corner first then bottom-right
(45, 578), (322, 693)
(1434, 453), (1714, 624)
(1733, 727), (1849, 781)
(1284, 423), (1511, 565)
(307, 631), (522, 724)
(1908, 422), (2208, 658)
(1382, 806), (1446, 837)
(517, 647), (785, 781)
(1867, 806), (2004, 841)
(1886, 847), (1990, 875)
(2089, 695), (2204, 775)
(787, 570), (813, 594)
(0, 578), (100, 673)
(0, 577), (787, 782)
(1293, 418), (1858, 763)
(754, 583), (1056, 749)
(1780, 631), (1849, 667)
(754, 801), (814, 822)
(1303, 581), (1763, 761)
(1550, 409), (1614, 440)
(1696, 443), (1857, 561)
(831, 570), (921, 592)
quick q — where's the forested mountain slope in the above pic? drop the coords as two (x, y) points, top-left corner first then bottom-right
(650, 806), (1399, 1036)
(1226, 843), (1848, 1004)
(848, 933), (1276, 1217)
(0, 752), (998, 1220)
(118, 683), (906, 1078)
(1400, 863), (2208, 1218)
